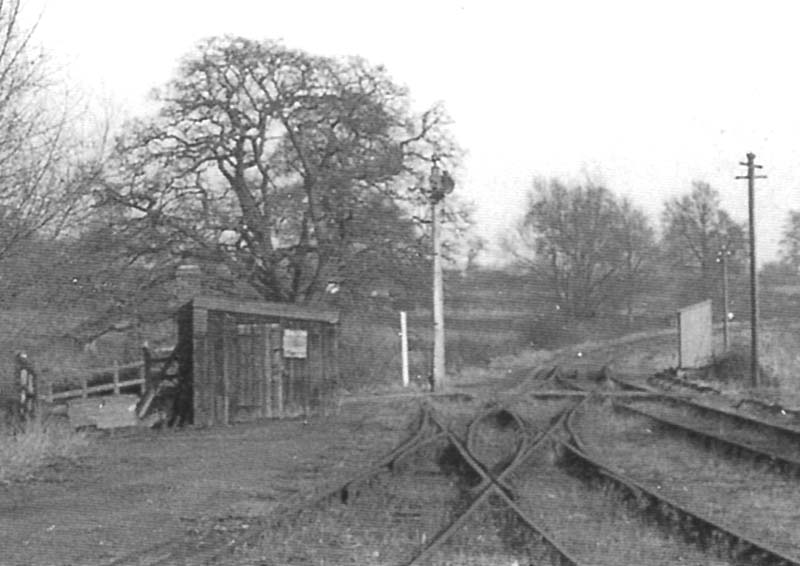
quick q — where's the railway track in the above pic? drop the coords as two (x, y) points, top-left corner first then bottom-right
(614, 373), (800, 430)
(555, 370), (800, 475)
(105, 401), (586, 566)
(243, 392), (800, 564)
(491, 366), (800, 562)
(607, 375), (800, 476)
(614, 401), (800, 475)
(493, 379), (800, 564)
(104, 364), (800, 565)
(637, 370), (800, 421)
(563, 398), (800, 566)
(400, 405), (585, 565)
(102, 407), (446, 566)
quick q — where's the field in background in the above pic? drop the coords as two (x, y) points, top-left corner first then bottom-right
(1, 267), (799, 398)
(339, 269), (677, 392)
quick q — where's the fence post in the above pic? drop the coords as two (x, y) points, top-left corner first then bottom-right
(15, 352), (37, 420)
(113, 361), (120, 395)
(81, 376), (88, 399)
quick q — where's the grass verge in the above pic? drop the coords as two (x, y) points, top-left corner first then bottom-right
(0, 416), (88, 483)
(509, 454), (736, 566)
(574, 401), (800, 556)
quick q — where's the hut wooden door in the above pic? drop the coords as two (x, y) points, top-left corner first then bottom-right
(230, 322), (285, 420)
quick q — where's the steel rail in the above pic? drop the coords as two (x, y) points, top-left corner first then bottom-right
(547, 371), (664, 398)
(614, 373), (800, 426)
(649, 371), (722, 394)
(578, 374), (800, 459)
(564, 401), (800, 566)
(206, 406), (451, 565)
(508, 366), (660, 398)
(612, 374), (800, 446)
(503, 365), (563, 396)
(613, 402), (800, 475)
(570, 371), (800, 474)
(403, 406), (585, 566)
(102, 405), (443, 566)
(515, 366), (555, 388)
(661, 391), (799, 438)
(646, 369), (800, 422)
(554, 375), (585, 392)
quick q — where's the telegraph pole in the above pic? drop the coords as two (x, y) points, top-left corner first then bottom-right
(428, 157), (454, 392)
(736, 153), (766, 387)
(431, 199), (445, 390)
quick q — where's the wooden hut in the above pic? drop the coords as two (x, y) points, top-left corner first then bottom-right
(176, 296), (339, 425)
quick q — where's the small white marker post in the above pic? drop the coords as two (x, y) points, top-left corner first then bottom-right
(400, 311), (410, 387)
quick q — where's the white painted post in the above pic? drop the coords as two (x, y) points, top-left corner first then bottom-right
(113, 361), (120, 395)
(400, 311), (409, 387)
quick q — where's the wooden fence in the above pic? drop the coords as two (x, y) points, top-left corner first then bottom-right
(42, 347), (174, 403)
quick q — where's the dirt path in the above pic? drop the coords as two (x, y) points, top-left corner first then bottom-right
(0, 399), (418, 566)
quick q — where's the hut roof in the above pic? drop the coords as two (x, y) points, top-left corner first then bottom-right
(186, 295), (339, 324)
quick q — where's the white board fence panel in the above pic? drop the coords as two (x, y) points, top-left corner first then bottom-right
(677, 300), (713, 368)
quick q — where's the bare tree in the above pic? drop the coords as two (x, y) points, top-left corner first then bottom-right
(507, 178), (652, 319)
(0, 0), (99, 267)
(615, 197), (656, 323)
(779, 210), (800, 271)
(100, 37), (458, 305)
(661, 181), (745, 300)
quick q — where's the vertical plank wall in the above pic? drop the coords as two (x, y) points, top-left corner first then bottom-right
(186, 301), (337, 425)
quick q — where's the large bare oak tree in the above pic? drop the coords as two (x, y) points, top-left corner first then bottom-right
(100, 37), (457, 305)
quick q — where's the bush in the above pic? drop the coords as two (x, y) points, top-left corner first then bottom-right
(446, 336), (507, 371)
(757, 329), (800, 392)
(706, 349), (756, 384)
(706, 339), (791, 388)
(519, 313), (589, 350)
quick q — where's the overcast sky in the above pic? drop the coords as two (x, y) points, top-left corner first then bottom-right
(26, 0), (800, 264)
